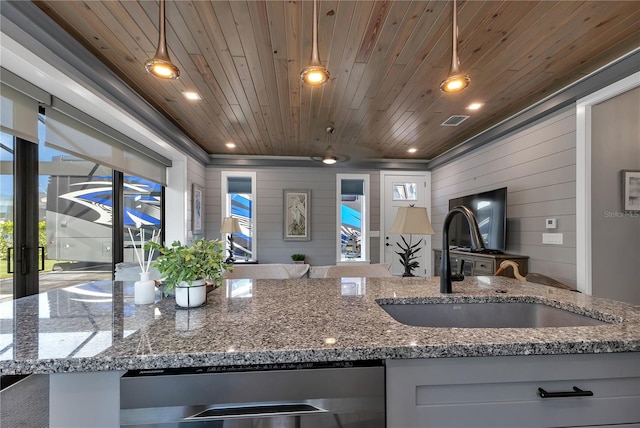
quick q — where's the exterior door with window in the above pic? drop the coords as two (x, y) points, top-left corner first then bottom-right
(381, 171), (431, 277)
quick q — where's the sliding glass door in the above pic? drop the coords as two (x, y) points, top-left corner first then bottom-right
(1, 77), (168, 301)
(0, 133), (40, 299)
(0, 133), (164, 301)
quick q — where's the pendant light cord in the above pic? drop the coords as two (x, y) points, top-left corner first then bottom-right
(450, 0), (459, 74)
(157, 0), (168, 57)
(311, 0), (320, 65)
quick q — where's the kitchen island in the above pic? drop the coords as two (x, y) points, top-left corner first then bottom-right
(1, 276), (640, 427)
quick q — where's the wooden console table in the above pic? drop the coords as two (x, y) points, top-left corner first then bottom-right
(433, 250), (528, 278)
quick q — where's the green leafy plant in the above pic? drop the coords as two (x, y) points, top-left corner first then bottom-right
(147, 238), (232, 292)
(291, 253), (306, 262)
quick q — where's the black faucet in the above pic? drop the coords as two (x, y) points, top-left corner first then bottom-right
(440, 206), (486, 293)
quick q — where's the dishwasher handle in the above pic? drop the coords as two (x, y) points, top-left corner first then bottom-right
(186, 403), (327, 421)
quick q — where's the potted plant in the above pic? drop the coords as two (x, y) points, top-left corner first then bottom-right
(147, 238), (232, 307)
(291, 253), (306, 264)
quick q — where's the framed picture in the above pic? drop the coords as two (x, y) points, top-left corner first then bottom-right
(192, 183), (203, 234)
(283, 189), (311, 241)
(623, 170), (640, 211)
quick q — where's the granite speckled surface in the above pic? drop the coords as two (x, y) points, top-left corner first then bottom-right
(1, 276), (639, 375)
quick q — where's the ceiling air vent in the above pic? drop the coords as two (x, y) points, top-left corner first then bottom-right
(441, 115), (470, 126)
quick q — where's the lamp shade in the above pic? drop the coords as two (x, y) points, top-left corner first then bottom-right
(220, 217), (241, 234)
(389, 206), (435, 235)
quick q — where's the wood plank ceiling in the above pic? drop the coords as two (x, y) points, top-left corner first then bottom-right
(34, 0), (640, 161)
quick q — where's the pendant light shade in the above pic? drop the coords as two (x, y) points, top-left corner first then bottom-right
(322, 145), (337, 164)
(145, 0), (180, 80)
(440, 0), (470, 93)
(300, 0), (330, 86)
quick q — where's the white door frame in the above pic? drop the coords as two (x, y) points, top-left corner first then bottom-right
(380, 170), (431, 276)
(576, 71), (640, 294)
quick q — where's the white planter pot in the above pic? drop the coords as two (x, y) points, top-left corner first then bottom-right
(174, 279), (207, 308)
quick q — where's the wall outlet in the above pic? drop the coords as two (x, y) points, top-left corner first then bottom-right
(542, 233), (563, 245)
(545, 218), (557, 229)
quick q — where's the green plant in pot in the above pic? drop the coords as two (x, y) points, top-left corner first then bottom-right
(291, 253), (306, 264)
(147, 238), (232, 307)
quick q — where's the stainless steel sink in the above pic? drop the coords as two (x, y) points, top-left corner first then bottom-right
(378, 302), (607, 328)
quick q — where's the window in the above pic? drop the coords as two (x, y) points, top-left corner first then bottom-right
(222, 171), (256, 261)
(393, 182), (418, 200)
(337, 174), (369, 263)
(123, 175), (163, 263)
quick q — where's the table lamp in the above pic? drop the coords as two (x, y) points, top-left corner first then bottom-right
(388, 205), (435, 277)
(220, 217), (242, 263)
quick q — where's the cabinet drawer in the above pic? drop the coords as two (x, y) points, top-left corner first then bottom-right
(472, 259), (494, 275)
(387, 353), (640, 428)
(415, 378), (640, 427)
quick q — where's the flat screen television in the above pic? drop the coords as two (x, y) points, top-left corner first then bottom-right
(448, 187), (507, 252)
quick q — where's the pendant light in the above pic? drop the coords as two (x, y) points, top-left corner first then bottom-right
(322, 126), (337, 164)
(300, 0), (330, 86)
(322, 146), (338, 164)
(440, 0), (470, 93)
(145, 0), (180, 80)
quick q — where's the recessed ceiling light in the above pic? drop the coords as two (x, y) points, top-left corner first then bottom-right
(407, 148), (417, 153)
(182, 91), (201, 101)
(467, 102), (484, 111)
(225, 142), (236, 149)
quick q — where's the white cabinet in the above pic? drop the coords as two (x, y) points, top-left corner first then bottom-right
(387, 353), (640, 428)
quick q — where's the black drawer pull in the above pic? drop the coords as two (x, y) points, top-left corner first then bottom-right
(538, 386), (593, 398)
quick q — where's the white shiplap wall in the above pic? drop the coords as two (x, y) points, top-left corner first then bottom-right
(205, 166), (381, 266)
(431, 106), (578, 286)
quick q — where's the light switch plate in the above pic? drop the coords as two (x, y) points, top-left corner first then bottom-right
(542, 233), (563, 245)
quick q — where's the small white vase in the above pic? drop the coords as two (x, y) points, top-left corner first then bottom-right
(175, 279), (207, 308)
(134, 272), (156, 305)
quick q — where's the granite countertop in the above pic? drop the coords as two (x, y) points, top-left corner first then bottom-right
(1, 276), (640, 375)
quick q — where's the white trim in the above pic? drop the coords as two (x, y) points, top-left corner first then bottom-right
(221, 170), (257, 261)
(575, 71), (640, 295)
(336, 173), (370, 264)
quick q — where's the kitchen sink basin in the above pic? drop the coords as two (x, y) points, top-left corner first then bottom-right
(378, 302), (607, 328)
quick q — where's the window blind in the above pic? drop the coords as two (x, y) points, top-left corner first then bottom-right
(0, 83), (38, 142)
(341, 179), (364, 195)
(227, 176), (252, 194)
(45, 99), (170, 185)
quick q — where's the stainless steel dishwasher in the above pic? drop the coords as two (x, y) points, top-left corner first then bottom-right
(120, 360), (385, 427)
